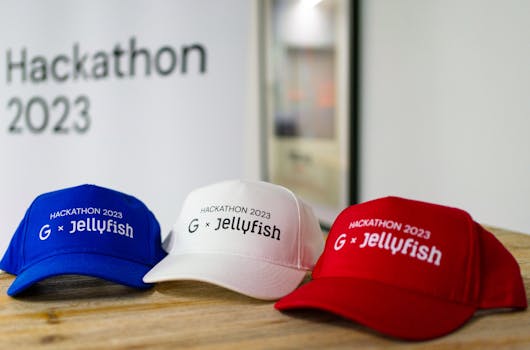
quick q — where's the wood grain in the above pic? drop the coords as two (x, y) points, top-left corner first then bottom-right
(0, 226), (528, 349)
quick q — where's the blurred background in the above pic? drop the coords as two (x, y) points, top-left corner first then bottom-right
(262, 0), (530, 235)
(0, 0), (529, 253)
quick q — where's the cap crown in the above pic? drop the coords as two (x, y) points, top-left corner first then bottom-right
(166, 180), (324, 270)
(314, 196), (481, 305)
(0, 184), (165, 274)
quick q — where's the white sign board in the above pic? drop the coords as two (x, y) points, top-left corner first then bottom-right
(0, 0), (252, 252)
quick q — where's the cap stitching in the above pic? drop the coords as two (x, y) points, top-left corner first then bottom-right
(21, 198), (39, 270)
(169, 249), (311, 271)
(280, 186), (303, 269)
(19, 248), (152, 274)
(466, 220), (481, 303)
(144, 205), (153, 264)
(313, 275), (479, 308)
(458, 213), (479, 304)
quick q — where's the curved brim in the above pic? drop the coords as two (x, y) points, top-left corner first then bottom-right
(275, 277), (476, 341)
(7, 252), (154, 296)
(143, 253), (307, 300)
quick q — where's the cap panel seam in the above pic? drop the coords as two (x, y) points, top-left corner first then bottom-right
(280, 186), (303, 269)
(168, 250), (310, 271)
(313, 275), (479, 308)
(21, 198), (40, 270)
(144, 205), (153, 264)
(462, 215), (479, 304)
(19, 249), (152, 274)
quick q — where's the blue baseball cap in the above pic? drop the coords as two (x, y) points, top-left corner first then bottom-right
(0, 184), (166, 296)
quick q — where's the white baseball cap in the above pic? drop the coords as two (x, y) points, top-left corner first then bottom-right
(143, 180), (324, 300)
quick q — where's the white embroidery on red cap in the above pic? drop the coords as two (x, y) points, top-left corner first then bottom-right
(358, 232), (442, 266)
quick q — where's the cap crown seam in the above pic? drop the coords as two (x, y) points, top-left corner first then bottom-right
(169, 249), (309, 271)
(21, 198), (40, 270)
(144, 207), (153, 264)
(313, 275), (477, 307)
(280, 185), (302, 269)
(463, 218), (473, 303)
(18, 249), (151, 275)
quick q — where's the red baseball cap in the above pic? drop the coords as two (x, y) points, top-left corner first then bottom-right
(275, 196), (527, 340)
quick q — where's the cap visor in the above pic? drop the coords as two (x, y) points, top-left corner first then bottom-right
(7, 252), (153, 296)
(275, 277), (476, 341)
(143, 253), (307, 300)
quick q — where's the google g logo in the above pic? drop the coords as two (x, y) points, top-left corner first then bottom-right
(334, 233), (347, 251)
(39, 224), (52, 241)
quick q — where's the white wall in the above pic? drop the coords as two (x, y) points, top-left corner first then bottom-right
(361, 0), (530, 234)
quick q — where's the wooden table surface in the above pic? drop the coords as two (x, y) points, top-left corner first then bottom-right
(0, 226), (529, 349)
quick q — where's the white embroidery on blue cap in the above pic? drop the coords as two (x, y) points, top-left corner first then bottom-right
(39, 224), (52, 241)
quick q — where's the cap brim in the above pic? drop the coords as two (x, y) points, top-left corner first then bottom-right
(143, 253), (307, 300)
(275, 277), (476, 341)
(7, 252), (153, 296)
